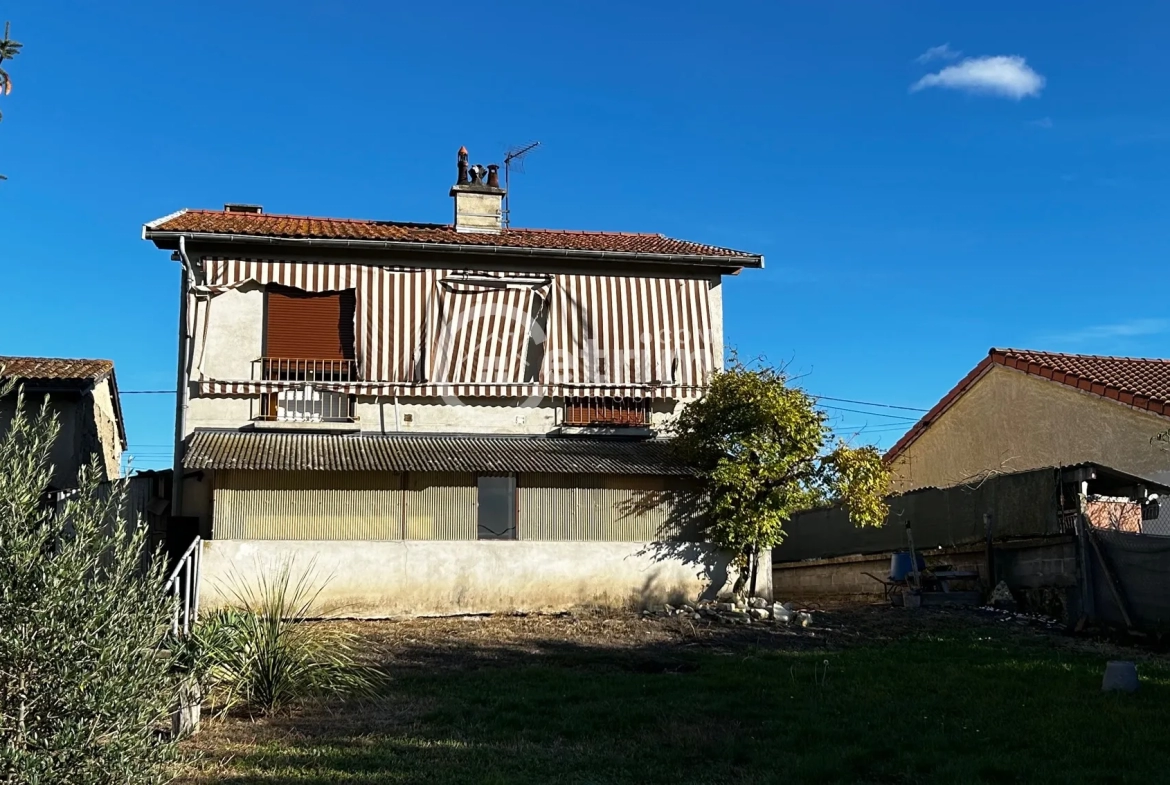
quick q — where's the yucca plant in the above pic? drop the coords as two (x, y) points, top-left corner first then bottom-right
(191, 564), (383, 715)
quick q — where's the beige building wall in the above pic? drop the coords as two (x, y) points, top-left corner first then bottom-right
(890, 365), (1170, 492)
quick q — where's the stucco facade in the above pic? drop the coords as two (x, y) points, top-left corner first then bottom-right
(890, 365), (1170, 492)
(199, 539), (769, 617)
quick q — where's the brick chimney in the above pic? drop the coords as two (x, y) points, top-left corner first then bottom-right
(450, 146), (505, 233)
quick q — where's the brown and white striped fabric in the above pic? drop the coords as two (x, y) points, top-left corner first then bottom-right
(197, 259), (713, 399)
(427, 278), (548, 385)
(543, 275), (714, 394)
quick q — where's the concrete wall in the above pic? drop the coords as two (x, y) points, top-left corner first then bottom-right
(891, 365), (1170, 492)
(198, 539), (771, 617)
(1, 394), (83, 490)
(773, 537), (1078, 619)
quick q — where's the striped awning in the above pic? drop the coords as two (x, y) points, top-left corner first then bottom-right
(184, 430), (693, 475)
(196, 258), (714, 398)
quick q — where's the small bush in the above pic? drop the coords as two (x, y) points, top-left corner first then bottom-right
(191, 565), (383, 714)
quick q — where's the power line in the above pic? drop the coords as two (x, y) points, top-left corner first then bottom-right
(817, 405), (920, 421)
(814, 395), (929, 412)
(121, 390), (176, 395)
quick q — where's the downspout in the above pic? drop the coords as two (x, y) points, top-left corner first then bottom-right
(171, 236), (194, 519)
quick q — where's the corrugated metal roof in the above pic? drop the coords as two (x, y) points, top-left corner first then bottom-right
(184, 430), (691, 475)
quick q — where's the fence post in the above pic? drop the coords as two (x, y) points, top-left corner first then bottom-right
(192, 538), (202, 624)
(182, 557), (192, 636)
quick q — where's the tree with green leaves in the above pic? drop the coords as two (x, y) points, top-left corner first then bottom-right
(0, 380), (178, 783)
(671, 358), (891, 597)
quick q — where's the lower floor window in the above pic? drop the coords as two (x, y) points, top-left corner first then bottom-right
(477, 475), (516, 540)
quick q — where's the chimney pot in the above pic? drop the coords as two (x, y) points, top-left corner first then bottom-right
(449, 150), (505, 234)
(457, 146), (469, 185)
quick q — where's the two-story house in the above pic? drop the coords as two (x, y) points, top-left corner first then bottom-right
(143, 149), (763, 616)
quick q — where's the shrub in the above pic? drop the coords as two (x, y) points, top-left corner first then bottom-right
(0, 383), (176, 783)
(191, 565), (384, 714)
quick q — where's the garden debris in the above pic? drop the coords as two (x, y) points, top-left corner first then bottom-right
(639, 598), (814, 627)
(989, 581), (1018, 611)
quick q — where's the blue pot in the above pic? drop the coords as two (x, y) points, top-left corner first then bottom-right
(890, 551), (926, 581)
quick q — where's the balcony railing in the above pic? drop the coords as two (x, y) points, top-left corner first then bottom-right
(564, 397), (651, 427)
(258, 357), (357, 423)
(260, 357), (356, 383)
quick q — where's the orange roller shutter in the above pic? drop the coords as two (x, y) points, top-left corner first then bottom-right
(266, 286), (356, 360)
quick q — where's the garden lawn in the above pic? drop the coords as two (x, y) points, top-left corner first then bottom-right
(178, 608), (1170, 784)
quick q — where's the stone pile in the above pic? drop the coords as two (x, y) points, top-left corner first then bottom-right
(641, 598), (813, 627)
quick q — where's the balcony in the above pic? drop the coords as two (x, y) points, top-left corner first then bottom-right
(257, 358), (357, 425)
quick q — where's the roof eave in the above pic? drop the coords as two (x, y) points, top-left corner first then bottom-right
(142, 229), (764, 271)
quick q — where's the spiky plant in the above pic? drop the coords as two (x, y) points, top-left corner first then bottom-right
(190, 564), (384, 715)
(0, 21), (21, 118)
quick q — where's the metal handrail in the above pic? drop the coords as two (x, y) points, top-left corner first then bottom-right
(166, 536), (202, 638)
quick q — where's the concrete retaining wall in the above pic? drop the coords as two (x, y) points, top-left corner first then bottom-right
(199, 539), (770, 617)
(774, 536), (1077, 606)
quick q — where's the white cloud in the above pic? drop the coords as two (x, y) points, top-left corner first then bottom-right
(916, 43), (961, 63)
(1041, 318), (1169, 345)
(911, 55), (1045, 100)
(1028, 117), (1053, 129)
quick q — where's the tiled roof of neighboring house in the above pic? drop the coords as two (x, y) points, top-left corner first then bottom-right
(886, 348), (1170, 462)
(0, 356), (126, 448)
(0, 356), (115, 386)
(144, 209), (762, 264)
(184, 430), (692, 476)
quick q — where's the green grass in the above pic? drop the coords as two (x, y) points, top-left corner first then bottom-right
(181, 615), (1170, 784)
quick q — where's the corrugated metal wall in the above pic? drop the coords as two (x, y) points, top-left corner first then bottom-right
(518, 473), (687, 541)
(404, 472), (477, 540)
(214, 470), (691, 542)
(215, 470), (403, 540)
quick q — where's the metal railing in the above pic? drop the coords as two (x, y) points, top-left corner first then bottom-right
(257, 357), (357, 423)
(166, 536), (201, 638)
(565, 397), (651, 427)
(260, 357), (356, 383)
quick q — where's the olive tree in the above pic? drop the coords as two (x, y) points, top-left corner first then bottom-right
(671, 358), (890, 596)
(0, 381), (177, 783)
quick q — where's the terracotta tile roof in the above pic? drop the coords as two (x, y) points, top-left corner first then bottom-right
(144, 209), (761, 263)
(0, 356), (114, 385)
(185, 430), (692, 475)
(885, 348), (1170, 462)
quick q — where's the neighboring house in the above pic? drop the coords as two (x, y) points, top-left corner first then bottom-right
(887, 348), (1170, 493)
(0, 356), (127, 491)
(142, 148), (764, 616)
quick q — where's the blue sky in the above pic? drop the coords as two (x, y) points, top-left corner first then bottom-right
(3, 1), (1169, 469)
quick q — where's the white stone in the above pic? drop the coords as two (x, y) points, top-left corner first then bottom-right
(750, 608), (770, 620)
(1102, 661), (1139, 693)
(748, 597), (769, 609)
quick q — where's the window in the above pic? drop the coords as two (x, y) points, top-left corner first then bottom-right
(261, 286), (358, 422)
(265, 285), (356, 364)
(477, 475), (516, 540)
(564, 397), (651, 427)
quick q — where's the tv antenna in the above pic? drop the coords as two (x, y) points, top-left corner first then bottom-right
(502, 141), (540, 228)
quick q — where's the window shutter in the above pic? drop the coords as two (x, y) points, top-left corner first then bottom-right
(265, 286), (356, 360)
